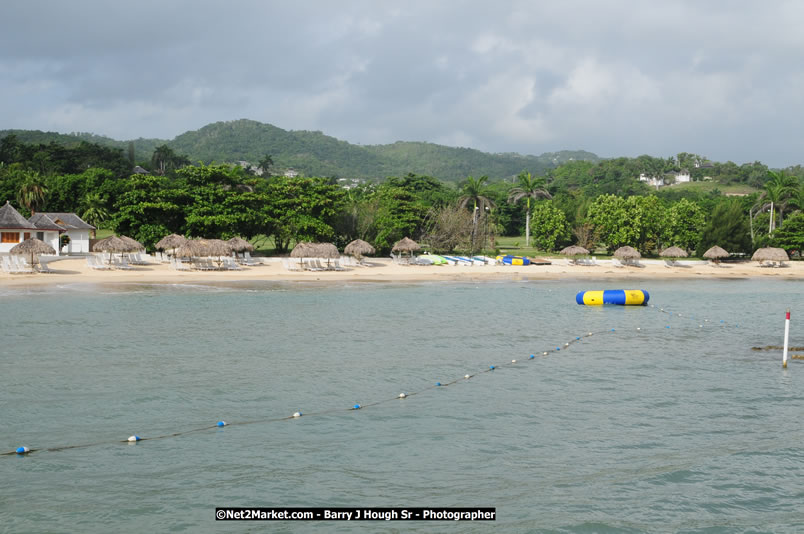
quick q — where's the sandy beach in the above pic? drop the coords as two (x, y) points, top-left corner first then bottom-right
(2, 256), (802, 287)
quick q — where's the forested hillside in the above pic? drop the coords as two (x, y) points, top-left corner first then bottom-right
(0, 120), (599, 182)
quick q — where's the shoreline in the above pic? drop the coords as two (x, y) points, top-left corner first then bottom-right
(1, 257), (803, 288)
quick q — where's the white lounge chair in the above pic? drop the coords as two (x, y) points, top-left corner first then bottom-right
(222, 257), (243, 270)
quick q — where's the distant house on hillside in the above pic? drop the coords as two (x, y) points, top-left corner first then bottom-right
(29, 212), (95, 254)
(284, 169), (299, 178)
(639, 170), (691, 188)
(132, 165), (150, 175)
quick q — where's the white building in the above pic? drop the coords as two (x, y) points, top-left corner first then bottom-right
(0, 201), (45, 254)
(638, 173), (664, 188)
(31, 212), (95, 254)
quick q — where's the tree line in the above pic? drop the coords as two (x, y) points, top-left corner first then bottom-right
(1, 135), (803, 257)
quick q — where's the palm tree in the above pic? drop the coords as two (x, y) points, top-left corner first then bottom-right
(507, 171), (552, 247)
(458, 176), (496, 254)
(80, 193), (109, 238)
(758, 171), (798, 234)
(16, 176), (48, 215)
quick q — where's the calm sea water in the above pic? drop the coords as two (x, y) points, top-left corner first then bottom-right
(1, 278), (803, 533)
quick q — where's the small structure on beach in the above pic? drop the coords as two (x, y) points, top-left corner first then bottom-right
(31, 212), (95, 254)
(227, 237), (254, 253)
(752, 247), (789, 266)
(10, 237), (56, 270)
(702, 246), (729, 264)
(613, 246), (641, 266)
(392, 237), (420, 261)
(344, 239), (375, 261)
(560, 245), (589, 265)
(156, 234), (188, 254)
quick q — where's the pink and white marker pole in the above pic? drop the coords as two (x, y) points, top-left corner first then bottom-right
(783, 309), (791, 369)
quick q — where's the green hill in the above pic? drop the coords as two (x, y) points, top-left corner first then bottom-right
(0, 120), (599, 182)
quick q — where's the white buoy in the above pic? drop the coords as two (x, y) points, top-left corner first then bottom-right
(292, 412), (302, 418)
(398, 393), (407, 398)
(464, 374), (471, 379)
(783, 309), (791, 369)
(511, 359), (517, 364)
(543, 352), (547, 355)
(127, 435), (141, 442)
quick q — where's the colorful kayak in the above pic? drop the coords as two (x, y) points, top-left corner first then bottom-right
(576, 290), (650, 306)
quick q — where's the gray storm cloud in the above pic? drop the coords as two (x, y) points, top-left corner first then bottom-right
(1, 0), (802, 167)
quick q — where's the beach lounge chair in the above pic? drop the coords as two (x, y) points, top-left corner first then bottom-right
(38, 259), (54, 273)
(112, 256), (134, 270)
(222, 257), (243, 270)
(87, 255), (113, 270)
(611, 258), (624, 268)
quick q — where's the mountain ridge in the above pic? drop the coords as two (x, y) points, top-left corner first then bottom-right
(0, 119), (599, 182)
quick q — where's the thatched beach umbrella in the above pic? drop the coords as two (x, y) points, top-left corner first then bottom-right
(312, 242), (340, 268)
(118, 235), (145, 252)
(660, 246), (688, 258)
(752, 247), (789, 264)
(10, 238), (56, 269)
(227, 236), (254, 253)
(613, 246), (640, 259)
(93, 235), (129, 264)
(290, 241), (317, 268)
(344, 239), (375, 261)
(561, 245), (590, 256)
(194, 239), (232, 257)
(703, 246), (729, 264)
(155, 234), (187, 254)
(173, 239), (201, 259)
(392, 237), (420, 259)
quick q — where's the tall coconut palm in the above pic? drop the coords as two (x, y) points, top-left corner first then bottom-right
(16, 176), (48, 215)
(758, 170), (798, 234)
(458, 176), (496, 254)
(507, 171), (552, 247)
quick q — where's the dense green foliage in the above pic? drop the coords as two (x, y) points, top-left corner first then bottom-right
(2, 130), (804, 259)
(1, 120), (599, 183)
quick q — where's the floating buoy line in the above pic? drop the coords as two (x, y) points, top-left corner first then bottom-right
(2, 302), (790, 457)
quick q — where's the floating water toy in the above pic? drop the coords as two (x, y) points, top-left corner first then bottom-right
(576, 290), (650, 306)
(496, 255), (530, 266)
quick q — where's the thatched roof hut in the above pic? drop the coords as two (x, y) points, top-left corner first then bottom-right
(702, 246), (729, 260)
(344, 239), (375, 259)
(560, 245), (590, 256)
(227, 237), (254, 253)
(155, 234), (187, 251)
(752, 247), (789, 263)
(392, 237), (420, 254)
(10, 237), (56, 267)
(660, 246), (688, 258)
(613, 246), (641, 260)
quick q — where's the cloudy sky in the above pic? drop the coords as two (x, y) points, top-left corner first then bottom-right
(2, 1), (802, 166)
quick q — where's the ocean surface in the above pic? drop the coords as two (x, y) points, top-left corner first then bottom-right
(1, 278), (803, 533)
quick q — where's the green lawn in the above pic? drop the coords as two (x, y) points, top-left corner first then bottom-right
(668, 181), (758, 195)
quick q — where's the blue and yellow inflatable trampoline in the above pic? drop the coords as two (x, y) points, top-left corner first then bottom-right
(576, 289), (650, 306)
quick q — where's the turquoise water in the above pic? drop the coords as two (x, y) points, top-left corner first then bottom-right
(1, 279), (803, 532)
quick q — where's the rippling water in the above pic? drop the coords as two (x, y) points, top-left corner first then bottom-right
(2, 279), (803, 532)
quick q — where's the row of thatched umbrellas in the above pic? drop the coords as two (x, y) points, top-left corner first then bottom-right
(558, 244), (790, 263)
